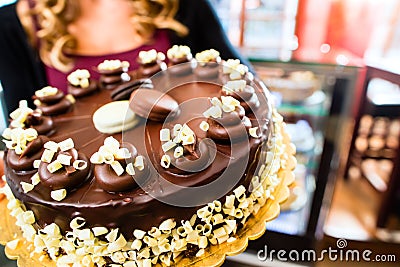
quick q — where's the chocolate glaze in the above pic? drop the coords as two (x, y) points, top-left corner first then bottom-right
(5, 64), (272, 238)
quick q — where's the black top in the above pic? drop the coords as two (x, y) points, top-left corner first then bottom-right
(0, 0), (251, 114)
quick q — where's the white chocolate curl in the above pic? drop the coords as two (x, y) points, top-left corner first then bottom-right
(2, 127), (38, 155)
(167, 45), (191, 59)
(51, 189), (67, 201)
(97, 59), (129, 71)
(139, 49), (165, 64)
(195, 49), (220, 63)
(67, 69), (90, 88)
(35, 86), (58, 97)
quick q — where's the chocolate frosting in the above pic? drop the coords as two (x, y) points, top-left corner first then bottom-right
(36, 97), (73, 116)
(35, 90), (64, 104)
(6, 135), (49, 172)
(15, 111), (55, 136)
(38, 149), (92, 190)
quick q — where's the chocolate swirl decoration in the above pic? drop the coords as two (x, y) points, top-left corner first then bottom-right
(38, 148), (92, 190)
(207, 105), (252, 143)
(24, 110), (55, 135)
(163, 138), (217, 175)
(94, 142), (150, 192)
(7, 135), (49, 172)
(34, 89), (73, 116)
(221, 85), (260, 113)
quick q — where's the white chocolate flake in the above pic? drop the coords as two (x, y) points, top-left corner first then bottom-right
(33, 160), (41, 169)
(160, 128), (171, 142)
(249, 127), (260, 138)
(133, 229), (146, 240)
(73, 160), (87, 170)
(173, 146), (183, 158)
(126, 163), (135, 176)
(134, 156), (145, 171)
(20, 182), (34, 193)
(57, 154), (72, 166)
(41, 149), (55, 163)
(115, 148), (131, 160)
(58, 138), (74, 152)
(47, 160), (63, 173)
(110, 161), (125, 176)
(161, 140), (176, 152)
(51, 189), (67, 201)
(199, 121), (209, 131)
(31, 172), (40, 185)
(35, 86), (58, 97)
(6, 239), (20, 250)
(161, 154), (171, 168)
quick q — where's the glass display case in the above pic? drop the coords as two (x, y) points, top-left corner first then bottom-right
(244, 59), (364, 252)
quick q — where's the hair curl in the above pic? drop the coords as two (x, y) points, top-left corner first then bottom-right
(20, 0), (188, 72)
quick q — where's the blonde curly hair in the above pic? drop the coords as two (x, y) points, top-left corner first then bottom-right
(20, 0), (188, 72)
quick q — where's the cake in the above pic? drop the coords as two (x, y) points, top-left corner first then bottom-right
(0, 47), (294, 267)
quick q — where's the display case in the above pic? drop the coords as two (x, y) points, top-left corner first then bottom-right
(244, 59), (364, 253)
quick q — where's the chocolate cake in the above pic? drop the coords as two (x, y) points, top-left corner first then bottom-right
(1, 47), (291, 267)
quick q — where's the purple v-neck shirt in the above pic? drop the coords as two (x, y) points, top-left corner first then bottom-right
(45, 30), (171, 93)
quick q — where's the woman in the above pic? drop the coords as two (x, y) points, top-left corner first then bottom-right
(0, 0), (250, 114)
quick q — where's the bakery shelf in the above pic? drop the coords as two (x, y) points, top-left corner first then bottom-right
(343, 63), (400, 229)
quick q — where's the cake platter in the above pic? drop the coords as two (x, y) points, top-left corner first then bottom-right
(0, 116), (295, 267)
